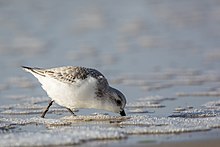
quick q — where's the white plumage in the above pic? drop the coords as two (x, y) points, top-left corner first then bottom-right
(22, 66), (126, 118)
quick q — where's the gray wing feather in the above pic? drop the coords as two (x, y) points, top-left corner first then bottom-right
(22, 66), (109, 96)
(44, 66), (89, 83)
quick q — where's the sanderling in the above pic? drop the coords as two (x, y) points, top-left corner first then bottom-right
(22, 66), (126, 118)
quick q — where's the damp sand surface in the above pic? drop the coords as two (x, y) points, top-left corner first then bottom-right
(1, 0), (220, 146)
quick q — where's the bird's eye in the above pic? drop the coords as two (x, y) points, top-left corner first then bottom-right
(116, 100), (122, 106)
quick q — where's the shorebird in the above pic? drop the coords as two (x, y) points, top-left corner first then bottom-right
(22, 66), (126, 118)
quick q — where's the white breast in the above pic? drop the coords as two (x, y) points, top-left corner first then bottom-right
(34, 74), (98, 109)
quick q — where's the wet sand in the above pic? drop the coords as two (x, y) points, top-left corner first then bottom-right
(135, 139), (220, 147)
(1, 0), (220, 146)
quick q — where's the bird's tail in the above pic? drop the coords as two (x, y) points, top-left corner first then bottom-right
(21, 66), (45, 77)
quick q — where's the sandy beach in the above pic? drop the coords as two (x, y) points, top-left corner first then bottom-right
(140, 139), (220, 147)
(0, 0), (220, 146)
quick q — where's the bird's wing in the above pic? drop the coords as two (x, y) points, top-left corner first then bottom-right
(22, 66), (89, 83)
(22, 66), (109, 86)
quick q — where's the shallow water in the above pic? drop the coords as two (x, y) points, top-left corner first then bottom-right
(1, 0), (220, 146)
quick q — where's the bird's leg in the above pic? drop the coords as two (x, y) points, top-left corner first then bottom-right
(66, 108), (76, 116)
(41, 100), (54, 118)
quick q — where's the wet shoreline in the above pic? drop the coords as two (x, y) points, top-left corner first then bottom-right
(1, 0), (220, 146)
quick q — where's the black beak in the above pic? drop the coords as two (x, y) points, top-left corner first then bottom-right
(120, 109), (126, 116)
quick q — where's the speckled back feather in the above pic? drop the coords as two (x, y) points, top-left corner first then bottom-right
(22, 66), (109, 97)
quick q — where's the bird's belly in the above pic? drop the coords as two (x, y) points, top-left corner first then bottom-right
(38, 76), (98, 109)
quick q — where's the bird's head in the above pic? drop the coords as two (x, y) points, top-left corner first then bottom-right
(107, 87), (126, 116)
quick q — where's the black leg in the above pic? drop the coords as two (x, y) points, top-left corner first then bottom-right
(66, 108), (76, 116)
(41, 100), (54, 118)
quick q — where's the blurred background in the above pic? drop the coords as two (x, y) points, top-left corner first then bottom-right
(1, 1), (220, 145)
(0, 0), (220, 108)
